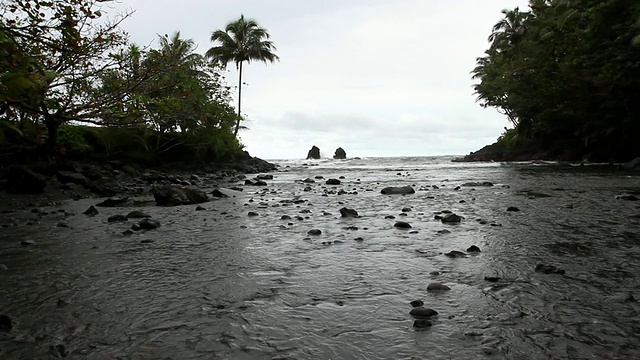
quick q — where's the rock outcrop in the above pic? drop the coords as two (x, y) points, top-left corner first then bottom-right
(306, 146), (321, 159)
(333, 147), (346, 159)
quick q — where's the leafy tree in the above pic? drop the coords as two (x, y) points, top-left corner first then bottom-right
(206, 14), (279, 136)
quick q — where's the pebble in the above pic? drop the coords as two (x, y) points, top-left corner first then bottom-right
(410, 300), (424, 307)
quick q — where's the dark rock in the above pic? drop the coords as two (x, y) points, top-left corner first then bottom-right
(126, 210), (150, 219)
(307, 229), (322, 235)
(0, 314), (13, 332)
(507, 206), (520, 212)
(409, 307), (438, 318)
(616, 194), (639, 201)
(56, 170), (89, 186)
(467, 245), (481, 252)
(354, 237), (364, 242)
(461, 181), (493, 187)
(138, 218), (161, 230)
(195, 205), (206, 211)
(281, 215), (292, 220)
(484, 276), (501, 282)
(410, 300), (424, 307)
(333, 147), (347, 159)
(130, 224), (141, 231)
(83, 205), (99, 217)
(385, 215), (396, 219)
(441, 213), (462, 224)
(326, 179), (341, 185)
(21, 239), (36, 246)
(6, 166), (47, 194)
(402, 207), (412, 212)
(622, 157), (640, 170)
(95, 197), (130, 207)
(394, 221), (412, 229)
(211, 188), (228, 198)
(248, 211), (259, 217)
(108, 214), (128, 223)
(256, 174), (273, 180)
(339, 207), (359, 217)
(151, 186), (208, 206)
(56, 222), (69, 228)
(535, 264), (565, 274)
(381, 186), (415, 195)
(413, 319), (433, 329)
(49, 344), (68, 358)
(302, 178), (315, 183)
(445, 250), (467, 258)
(436, 229), (451, 234)
(0, 264), (8, 271)
(427, 283), (451, 291)
(306, 145), (321, 159)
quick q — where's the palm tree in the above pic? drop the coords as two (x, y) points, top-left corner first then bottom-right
(205, 15), (279, 136)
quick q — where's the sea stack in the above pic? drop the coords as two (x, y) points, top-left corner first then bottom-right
(307, 145), (321, 159)
(333, 147), (346, 159)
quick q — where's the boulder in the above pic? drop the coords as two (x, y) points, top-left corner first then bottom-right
(409, 307), (438, 318)
(339, 207), (359, 217)
(326, 178), (341, 185)
(622, 157), (640, 170)
(381, 186), (415, 195)
(6, 166), (47, 194)
(138, 218), (161, 230)
(333, 147), (347, 159)
(56, 170), (89, 186)
(151, 186), (209, 206)
(306, 145), (321, 159)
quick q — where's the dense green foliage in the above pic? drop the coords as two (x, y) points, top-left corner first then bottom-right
(206, 14), (279, 136)
(473, 0), (640, 161)
(0, 1), (254, 165)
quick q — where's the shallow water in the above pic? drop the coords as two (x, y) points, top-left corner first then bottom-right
(1, 156), (640, 359)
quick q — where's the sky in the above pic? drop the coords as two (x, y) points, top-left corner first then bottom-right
(105, 0), (530, 160)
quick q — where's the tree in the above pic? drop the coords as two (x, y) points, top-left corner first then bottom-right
(205, 14), (279, 137)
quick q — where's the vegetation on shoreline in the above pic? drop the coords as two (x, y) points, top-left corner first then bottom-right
(472, 0), (640, 161)
(0, 1), (275, 167)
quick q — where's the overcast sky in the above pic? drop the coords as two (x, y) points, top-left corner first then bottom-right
(106, 0), (529, 160)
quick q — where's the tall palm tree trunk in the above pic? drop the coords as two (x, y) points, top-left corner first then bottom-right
(234, 61), (243, 137)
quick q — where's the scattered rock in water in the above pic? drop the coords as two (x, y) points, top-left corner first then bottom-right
(83, 205), (99, 217)
(122, 229), (134, 236)
(402, 207), (412, 212)
(484, 276), (501, 282)
(441, 213), (462, 224)
(281, 215), (292, 220)
(410, 300), (424, 307)
(211, 188), (229, 198)
(339, 207), (359, 217)
(151, 186), (208, 206)
(616, 194), (639, 201)
(307, 229), (322, 236)
(445, 250), (467, 258)
(381, 186), (415, 195)
(126, 210), (150, 219)
(394, 221), (412, 229)
(506, 206), (520, 212)
(248, 211), (259, 217)
(461, 181), (493, 187)
(427, 283), (451, 291)
(0, 264), (8, 271)
(195, 205), (206, 211)
(138, 218), (161, 230)
(467, 245), (481, 253)
(354, 237), (364, 242)
(436, 229), (451, 234)
(56, 222), (69, 228)
(0, 314), (13, 332)
(535, 264), (565, 274)
(108, 214), (128, 223)
(326, 178), (341, 185)
(256, 174), (273, 180)
(140, 239), (154, 243)
(333, 147), (347, 159)
(410, 307), (438, 318)
(130, 224), (141, 231)
(385, 215), (396, 219)
(413, 319), (432, 329)
(95, 197), (129, 207)
(303, 178), (315, 183)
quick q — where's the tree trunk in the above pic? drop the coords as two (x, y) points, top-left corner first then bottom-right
(234, 61), (243, 137)
(44, 114), (61, 155)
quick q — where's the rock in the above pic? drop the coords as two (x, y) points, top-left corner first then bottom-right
(307, 229), (322, 235)
(281, 215), (292, 220)
(410, 300), (424, 307)
(195, 205), (206, 211)
(302, 178), (316, 183)
(441, 213), (462, 224)
(436, 229), (451, 234)
(138, 218), (161, 230)
(21, 239), (36, 246)
(394, 221), (412, 229)
(56, 170), (89, 186)
(507, 206), (520, 212)
(622, 157), (640, 170)
(413, 319), (433, 329)
(616, 194), (639, 201)
(0, 264), (8, 271)
(467, 245), (481, 252)
(484, 276), (501, 282)
(354, 237), (364, 242)
(151, 186), (208, 206)
(535, 264), (565, 274)
(95, 197), (130, 207)
(0, 314), (12, 332)
(108, 214), (128, 223)
(306, 145), (321, 159)
(402, 207), (412, 212)
(381, 186), (415, 195)
(409, 307), (438, 318)
(56, 222), (69, 228)
(445, 250), (467, 258)
(333, 147), (347, 159)
(6, 166), (47, 194)
(427, 283), (451, 291)
(461, 181), (494, 187)
(211, 188), (228, 198)
(339, 207), (359, 217)
(248, 211), (259, 217)
(126, 211), (150, 218)
(83, 205), (99, 217)
(326, 179), (341, 185)
(256, 174), (273, 180)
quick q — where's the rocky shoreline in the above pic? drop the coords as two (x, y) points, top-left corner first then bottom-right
(0, 152), (277, 213)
